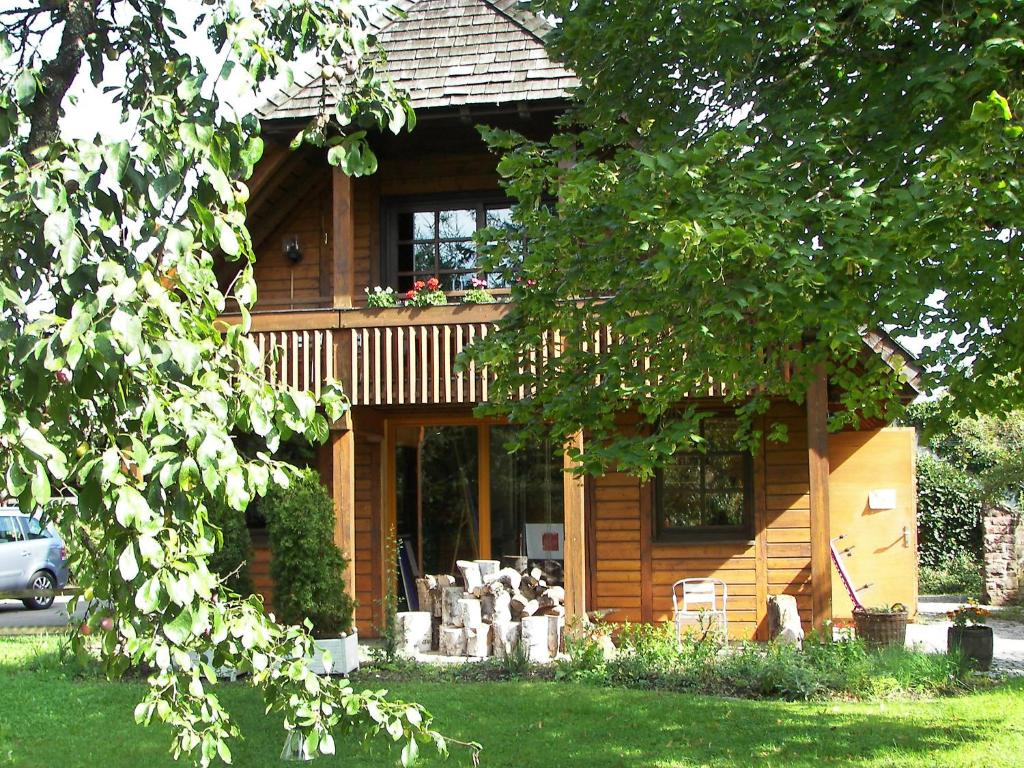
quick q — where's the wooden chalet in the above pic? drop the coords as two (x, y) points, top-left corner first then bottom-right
(228, 0), (922, 639)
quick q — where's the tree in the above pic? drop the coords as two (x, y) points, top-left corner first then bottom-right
(471, 0), (1023, 476)
(0, 1), (452, 765)
(905, 398), (1024, 506)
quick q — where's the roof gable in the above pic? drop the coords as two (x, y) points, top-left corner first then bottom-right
(259, 0), (577, 121)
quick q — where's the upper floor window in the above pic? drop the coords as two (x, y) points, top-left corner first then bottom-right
(654, 418), (754, 541)
(384, 195), (525, 292)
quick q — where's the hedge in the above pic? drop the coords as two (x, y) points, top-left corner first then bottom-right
(916, 453), (983, 568)
(263, 468), (354, 636)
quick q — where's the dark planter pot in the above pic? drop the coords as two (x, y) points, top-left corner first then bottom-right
(853, 608), (908, 649)
(947, 625), (994, 671)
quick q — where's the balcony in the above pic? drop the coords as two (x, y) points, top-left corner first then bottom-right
(237, 303), (511, 407)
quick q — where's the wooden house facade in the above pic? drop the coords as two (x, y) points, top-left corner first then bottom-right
(227, 0), (921, 639)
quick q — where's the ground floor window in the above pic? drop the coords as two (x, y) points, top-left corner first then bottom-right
(654, 417), (754, 541)
(393, 423), (564, 584)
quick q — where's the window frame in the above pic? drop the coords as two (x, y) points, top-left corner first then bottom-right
(652, 418), (755, 543)
(381, 192), (524, 294)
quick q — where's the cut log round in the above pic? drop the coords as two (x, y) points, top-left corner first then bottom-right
(474, 560), (501, 581)
(487, 567), (522, 591)
(542, 586), (565, 603)
(396, 611), (433, 655)
(510, 594), (539, 620)
(520, 616), (551, 663)
(458, 597), (483, 628)
(464, 625), (490, 658)
(768, 594), (804, 646)
(441, 586), (465, 627)
(491, 621), (521, 659)
(456, 560), (483, 591)
(491, 591), (512, 623)
(439, 626), (466, 657)
(415, 578), (434, 615)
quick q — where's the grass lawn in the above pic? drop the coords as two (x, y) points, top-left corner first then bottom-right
(1, 637), (1023, 767)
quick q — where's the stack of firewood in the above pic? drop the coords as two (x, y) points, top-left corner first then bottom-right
(395, 559), (566, 662)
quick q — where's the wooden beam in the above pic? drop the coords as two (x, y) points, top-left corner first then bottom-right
(332, 168), (356, 308)
(329, 427), (357, 603)
(477, 426), (491, 559)
(807, 366), (832, 631)
(563, 431), (586, 621)
(753, 419), (770, 639)
(638, 481), (654, 623)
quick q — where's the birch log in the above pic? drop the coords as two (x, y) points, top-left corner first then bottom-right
(439, 626), (466, 656)
(520, 616), (551, 663)
(491, 621), (520, 659)
(396, 611), (432, 655)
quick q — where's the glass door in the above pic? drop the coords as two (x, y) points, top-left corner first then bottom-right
(394, 425), (479, 576)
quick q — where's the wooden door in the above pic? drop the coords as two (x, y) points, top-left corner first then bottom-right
(828, 428), (918, 618)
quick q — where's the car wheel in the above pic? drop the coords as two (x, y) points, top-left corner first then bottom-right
(22, 570), (56, 610)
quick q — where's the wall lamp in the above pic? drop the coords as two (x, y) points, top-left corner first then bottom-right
(283, 236), (303, 264)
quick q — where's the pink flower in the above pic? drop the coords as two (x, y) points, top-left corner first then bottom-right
(471, 277), (487, 289)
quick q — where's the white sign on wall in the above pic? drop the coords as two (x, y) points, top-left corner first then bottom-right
(524, 523), (564, 560)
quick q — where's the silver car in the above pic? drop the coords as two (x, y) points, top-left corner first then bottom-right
(0, 508), (70, 609)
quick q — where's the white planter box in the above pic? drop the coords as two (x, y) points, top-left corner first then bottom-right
(310, 631), (360, 676)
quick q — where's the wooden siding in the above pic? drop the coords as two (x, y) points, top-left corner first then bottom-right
(588, 402), (813, 640)
(354, 435), (383, 636)
(828, 428), (918, 618)
(251, 530), (273, 611)
(251, 173), (332, 310)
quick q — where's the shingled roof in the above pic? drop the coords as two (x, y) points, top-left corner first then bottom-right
(258, 0), (577, 121)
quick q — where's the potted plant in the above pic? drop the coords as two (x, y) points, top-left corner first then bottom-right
(263, 469), (359, 675)
(463, 277), (496, 304)
(852, 603), (908, 649)
(947, 600), (994, 671)
(404, 277), (447, 307)
(365, 286), (399, 308)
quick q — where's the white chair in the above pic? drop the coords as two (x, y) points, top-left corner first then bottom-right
(671, 578), (728, 647)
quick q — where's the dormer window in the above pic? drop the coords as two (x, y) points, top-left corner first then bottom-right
(383, 194), (524, 292)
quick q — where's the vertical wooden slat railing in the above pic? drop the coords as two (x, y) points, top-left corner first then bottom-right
(250, 328), (336, 395)
(349, 320), (494, 406)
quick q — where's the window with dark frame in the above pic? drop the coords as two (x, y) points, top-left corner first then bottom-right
(654, 418), (754, 541)
(384, 195), (526, 292)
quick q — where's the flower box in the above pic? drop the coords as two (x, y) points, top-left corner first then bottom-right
(310, 630), (360, 676)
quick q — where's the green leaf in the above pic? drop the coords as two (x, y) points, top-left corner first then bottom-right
(217, 220), (239, 256)
(115, 487), (149, 528)
(118, 544), (140, 582)
(13, 70), (35, 105)
(163, 607), (194, 645)
(135, 576), (162, 612)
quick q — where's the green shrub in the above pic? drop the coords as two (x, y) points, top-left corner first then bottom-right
(919, 551), (984, 596)
(917, 454), (983, 567)
(207, 503), (254, 597)
(263, 468), (354, 636)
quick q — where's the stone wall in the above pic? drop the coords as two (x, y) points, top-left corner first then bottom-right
(983, 505), (1024, 605)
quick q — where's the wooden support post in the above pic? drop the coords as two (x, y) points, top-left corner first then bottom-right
(332, 168), (355, 309)
(329, 427), (357, 602)
(563, 431), (586, 621)
(807, 367), (832, 631)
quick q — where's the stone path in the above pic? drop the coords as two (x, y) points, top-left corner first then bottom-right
(907, 600), (1024, 676)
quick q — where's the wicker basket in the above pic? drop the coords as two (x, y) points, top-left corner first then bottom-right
(853, 606), (908, 649)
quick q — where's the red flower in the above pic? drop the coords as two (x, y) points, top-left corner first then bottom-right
(414, 280), (426, 290)
(405, 289), (416, 299)
(426, 277), (440, 291)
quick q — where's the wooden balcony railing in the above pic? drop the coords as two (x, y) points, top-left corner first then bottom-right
(235, 304), (511, 407)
